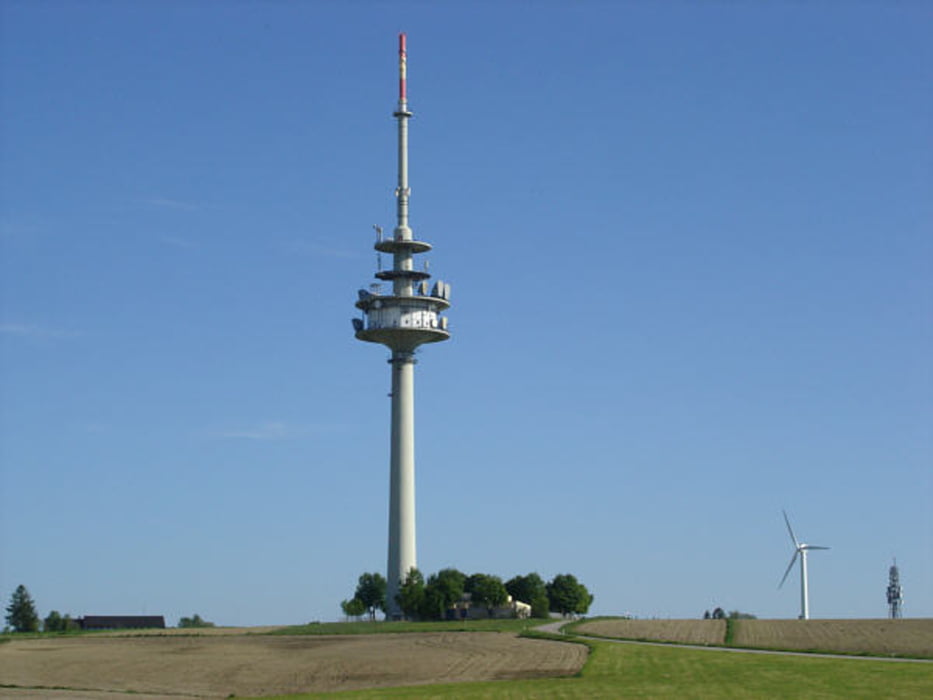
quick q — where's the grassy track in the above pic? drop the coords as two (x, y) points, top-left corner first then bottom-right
(270, 618), (543, 635)
(255, 637), (933, 699)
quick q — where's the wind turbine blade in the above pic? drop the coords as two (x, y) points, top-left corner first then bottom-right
(779, 551), (798, 589)
(782, 510), (800, 547)
(805, 545), (830, 550)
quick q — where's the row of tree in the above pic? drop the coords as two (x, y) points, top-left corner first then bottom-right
(4, 584), (214, 633)
(702, 608), (757, 619)
(3, 584), (78, 633)
(178, 614), (215, 628)
(342, 569), (593, 621)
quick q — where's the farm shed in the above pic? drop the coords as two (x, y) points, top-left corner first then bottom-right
(78, 615), (166, 630)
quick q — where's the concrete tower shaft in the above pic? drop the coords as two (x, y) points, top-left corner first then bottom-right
(352, 33), (451, 619)
(386, 353), (415, 603)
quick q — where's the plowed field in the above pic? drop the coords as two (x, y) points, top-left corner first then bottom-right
(0, 631), (587, 699)
(577, 618), (726, 645)
(576, 618), (933, 658)
(732, 619), (933, 657)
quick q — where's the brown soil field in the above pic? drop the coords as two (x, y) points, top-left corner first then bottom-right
(576, 618), (727, 645)
(575, 618), (933, 658)
(732, 618), (933, 657)
(0, 631), (586, 699)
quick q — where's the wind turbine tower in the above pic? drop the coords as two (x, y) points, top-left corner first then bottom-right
(352, 33), (451, 619)
(779, 510), (830, 620)
(887, 559), (903, 619)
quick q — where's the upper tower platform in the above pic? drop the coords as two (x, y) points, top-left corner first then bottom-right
(353, 33), (450, 354)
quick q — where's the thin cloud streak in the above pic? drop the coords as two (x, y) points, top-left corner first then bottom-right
(0, 324), (80, 339)
(142, 197), (200, 211)
(160, 236), (197, 249)
(211, 421), (345, 441)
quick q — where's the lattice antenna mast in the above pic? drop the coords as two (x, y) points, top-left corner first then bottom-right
(352, 33), (451, 620)
(887, 558), (903, 619)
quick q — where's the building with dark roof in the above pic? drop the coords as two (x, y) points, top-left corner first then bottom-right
(78, 616), (165, 630)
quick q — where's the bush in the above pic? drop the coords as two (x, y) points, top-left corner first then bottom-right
(340, 598), (367, 620)
(178, 614), (215, 628)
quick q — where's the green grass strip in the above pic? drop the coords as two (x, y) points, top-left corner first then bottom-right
(724, 617), (736, 646)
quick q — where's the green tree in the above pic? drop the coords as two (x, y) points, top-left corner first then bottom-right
(727, 610), (757, 619)
(546, 574), (593, 617)
(340, 598), (366, 620)
(469, 574), (509, 618)
(43, 610), (63, 632)
(462, 573), (485, 595)
(506, 573), (546, 605)
(42, 610), (79, 633)
(395, 568), (425, 620)
(178, 614), (215, 628)
(354, 572), (387, 622)
(419, 568), (467, 620)
(419, 584), (446, 621)
(5, 584), (39, 632)
(505, 573), (550, 618)
(530, 591), (551, 619)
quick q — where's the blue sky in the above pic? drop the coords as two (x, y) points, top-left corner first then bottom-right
(1, 1), (930, 626)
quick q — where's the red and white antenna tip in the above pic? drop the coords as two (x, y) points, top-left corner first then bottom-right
(398, 33), (407, 101)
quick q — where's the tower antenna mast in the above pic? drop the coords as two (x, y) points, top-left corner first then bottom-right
(887, 558), (903, 619)
(352, 33), (451, 619)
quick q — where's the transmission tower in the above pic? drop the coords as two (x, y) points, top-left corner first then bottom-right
(886, 558), (903, 619)
(352, 34), (451, 619)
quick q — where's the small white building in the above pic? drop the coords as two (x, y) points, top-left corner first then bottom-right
(448, 594), (531, 620)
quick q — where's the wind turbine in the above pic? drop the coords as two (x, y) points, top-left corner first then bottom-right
(779, 510), (830, 620)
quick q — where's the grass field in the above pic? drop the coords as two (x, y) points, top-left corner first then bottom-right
(255, 636), (933, 700)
